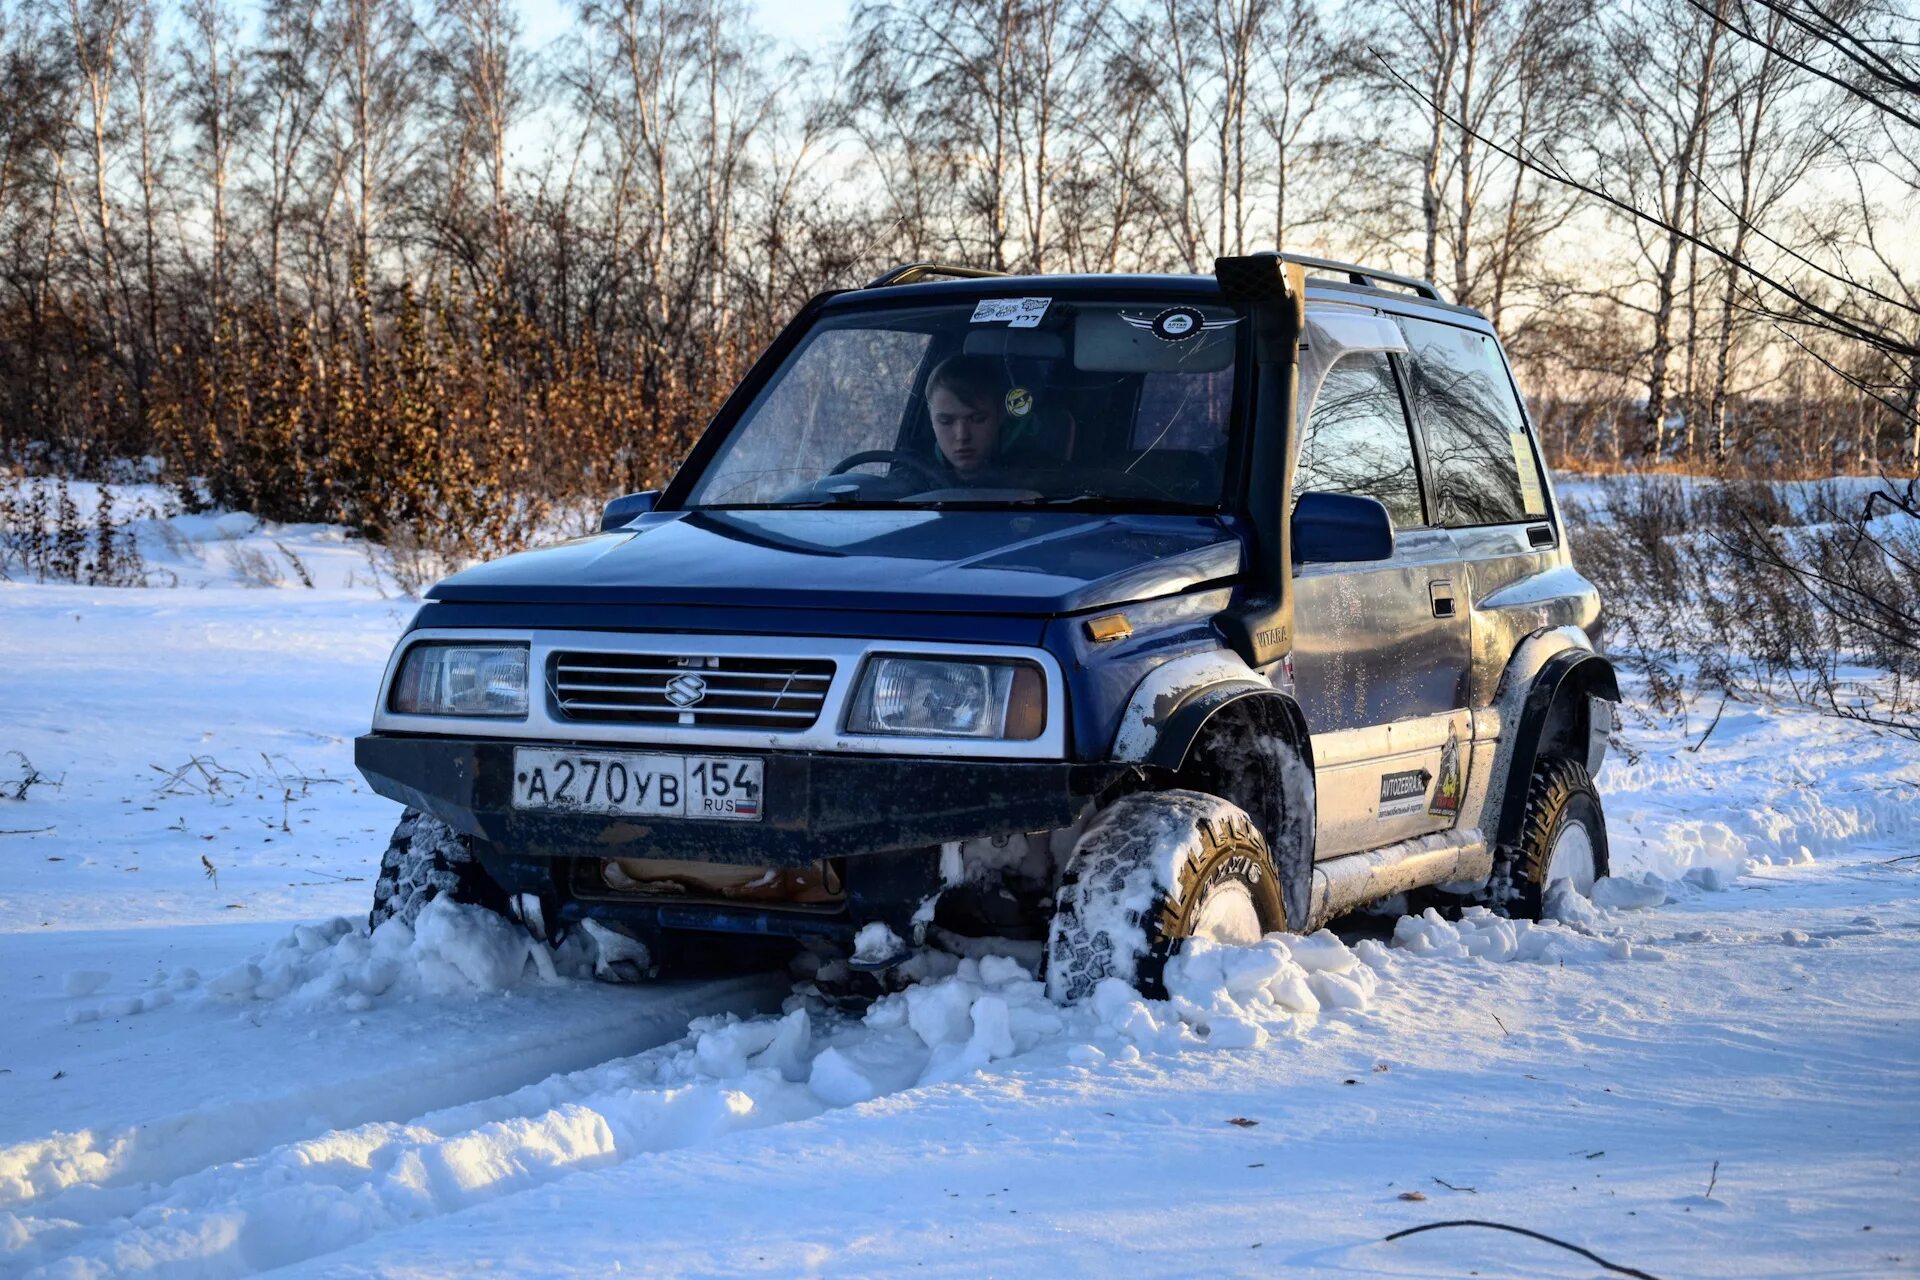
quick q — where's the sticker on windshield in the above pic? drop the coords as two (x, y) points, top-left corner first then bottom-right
(1005, 386), (1033, 417)
(1009, 297), (1050, 328)
(1122, 307), (1240, 343)
(970, 297), (1051, 327)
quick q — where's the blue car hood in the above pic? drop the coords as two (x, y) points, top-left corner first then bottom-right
(428, 509), (1242, 616)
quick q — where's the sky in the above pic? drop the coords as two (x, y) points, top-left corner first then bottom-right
(518, 0), (852, 53)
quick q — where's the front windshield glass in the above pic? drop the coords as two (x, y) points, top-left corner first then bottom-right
(683, 297), (1243, 511)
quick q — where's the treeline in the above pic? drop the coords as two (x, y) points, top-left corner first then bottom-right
(0, 0), (1915, 553)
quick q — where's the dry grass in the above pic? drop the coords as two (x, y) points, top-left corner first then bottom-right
(1565, 475), (1920, 738)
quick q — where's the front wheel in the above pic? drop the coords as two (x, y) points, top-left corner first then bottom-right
(369, 808), (512, 929)
(1492, 758), (1610, 920)
(1045, 789), (1287, 1003)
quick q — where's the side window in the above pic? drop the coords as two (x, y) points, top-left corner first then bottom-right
(1397, 317), (1548, 526)
(1294, 351), (1424, 529)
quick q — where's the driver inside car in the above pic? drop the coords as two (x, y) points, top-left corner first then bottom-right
(925, 355), (1009, 479)
(924, 355), (1060, 485)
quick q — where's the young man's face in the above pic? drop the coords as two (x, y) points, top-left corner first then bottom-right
(929, 386), (1001, 473)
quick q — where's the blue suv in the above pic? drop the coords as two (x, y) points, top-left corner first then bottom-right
(355, 254), (1619, 999)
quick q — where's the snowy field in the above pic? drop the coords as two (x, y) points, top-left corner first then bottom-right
(2, 492), (1918, 1278)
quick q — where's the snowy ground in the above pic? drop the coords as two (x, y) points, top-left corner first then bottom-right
(2, 494), (1918, 1278)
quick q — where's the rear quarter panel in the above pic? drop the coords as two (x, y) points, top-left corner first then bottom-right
(1454, 528), (1602, 710)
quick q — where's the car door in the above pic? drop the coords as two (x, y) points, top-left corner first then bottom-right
(1394, 314), (1588, 714)
(1288, 344), (1474, 859)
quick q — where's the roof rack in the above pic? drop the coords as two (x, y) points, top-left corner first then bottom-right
(1278, 253), (1446, 303)
(863, 254), (1446, 303)
(864, 262), (1008, 289)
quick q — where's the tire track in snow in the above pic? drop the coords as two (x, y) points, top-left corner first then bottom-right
(10, 1007), (833, 1278)
(10, 941), (1396, 1279)
(0, 972), (786, 1223)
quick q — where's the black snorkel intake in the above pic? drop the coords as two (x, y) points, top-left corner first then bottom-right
(1213, 253), (1306, 670)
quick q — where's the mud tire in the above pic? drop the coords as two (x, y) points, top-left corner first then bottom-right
(1045, 789), (1286, 1003)
(1491, 758), (1610, 921)
(369, 808), (513, 929)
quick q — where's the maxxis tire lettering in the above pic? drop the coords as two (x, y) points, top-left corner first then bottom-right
(1047, 790), (1287, 1003)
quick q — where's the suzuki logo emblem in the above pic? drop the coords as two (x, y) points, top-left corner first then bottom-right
(665, 673), (708, 707)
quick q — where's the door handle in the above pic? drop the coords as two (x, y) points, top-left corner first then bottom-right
(1429, 580), (1456, 618)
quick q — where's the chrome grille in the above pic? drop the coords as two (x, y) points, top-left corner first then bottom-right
(549, 652), (835, 730)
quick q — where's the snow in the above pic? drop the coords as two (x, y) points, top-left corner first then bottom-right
(850, 921), (905, 965)
(3, 484), (1918, 1277)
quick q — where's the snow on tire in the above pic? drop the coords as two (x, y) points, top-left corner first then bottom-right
(1490, 757), (1611, 921)
(1045, 789), (1286, 1003)
(369, 808), (511, 929)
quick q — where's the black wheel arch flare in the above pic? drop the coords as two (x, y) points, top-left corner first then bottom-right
(1494, 649), (1621, 849)
(1142, 683), (1317, 928)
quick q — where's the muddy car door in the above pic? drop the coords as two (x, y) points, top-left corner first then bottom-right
(1288, 339), (1473, 859)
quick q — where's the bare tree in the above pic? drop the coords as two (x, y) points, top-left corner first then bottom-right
(337, 0), (423, 288)
(181, 0), (246, 315)
(250, 0), (343, 324)
(1601, 0), (1728, 457)
(436, 0), (525, 290)
(65, 0), (131, 351)
(1255, 0), (1335, 248)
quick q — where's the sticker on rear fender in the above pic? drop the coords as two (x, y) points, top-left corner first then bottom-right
(1378, 768), (1432, 820)
(511, 748), (762, 821)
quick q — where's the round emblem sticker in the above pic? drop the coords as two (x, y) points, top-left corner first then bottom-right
(1150, 306), (1205, 342)
(1005, 386), (1033, 417)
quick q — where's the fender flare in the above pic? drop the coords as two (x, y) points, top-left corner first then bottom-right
(1153, 686), (1317, 930)
(1491, 646), (1620, 849)
(1108, 648), (1314, 774)
(1145, 684), (1315, 777)
(1108, 651), (1318, 928)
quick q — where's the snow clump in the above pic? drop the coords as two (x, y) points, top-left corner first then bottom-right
(1392, 905), (1643, 964)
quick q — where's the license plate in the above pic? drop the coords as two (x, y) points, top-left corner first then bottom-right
(511, 748), (763, 822)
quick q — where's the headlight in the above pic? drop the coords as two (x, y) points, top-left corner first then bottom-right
(389, 643), (529, 717)
(846, 656), (1045, 739)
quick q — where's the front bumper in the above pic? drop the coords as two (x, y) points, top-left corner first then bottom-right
(355, 733), (1128, 869)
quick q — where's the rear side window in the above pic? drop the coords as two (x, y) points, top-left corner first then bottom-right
(1294, 351), (1424, 529)
(1397, 317), (1548, 526)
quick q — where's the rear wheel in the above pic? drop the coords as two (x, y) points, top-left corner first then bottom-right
(1493, 758), (1610, 920)
(369, 808), (512, 929)
(1045, 789), (1286, 1003)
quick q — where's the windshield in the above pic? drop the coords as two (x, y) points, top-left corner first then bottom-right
(682, 297), (1243, 511)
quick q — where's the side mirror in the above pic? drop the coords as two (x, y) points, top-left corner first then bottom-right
(600, 489), (660, 532)
(1292, 491), (1395, 565)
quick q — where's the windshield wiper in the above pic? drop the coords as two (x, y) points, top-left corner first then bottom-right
(699, 495), (1213, 514)
(697, 499), (899, 511)
(1007, 494), (1212, 513)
